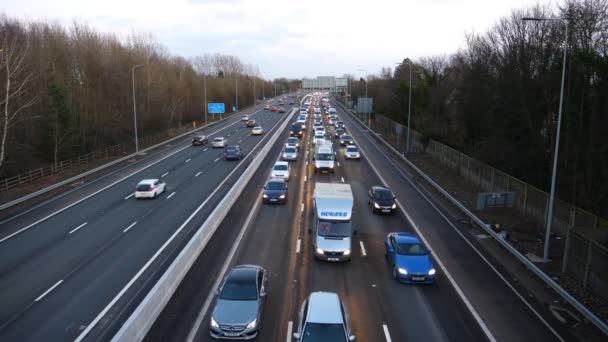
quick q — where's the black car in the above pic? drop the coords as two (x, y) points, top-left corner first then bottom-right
(334, 128), (345, 138)
(368, 186), (397, 214)
(192, 134), (208, 145)
(336, 121), (345, 129)
(290, 123), (303, 138)
(224, 145), (242, 160)
(263, 177), (288, 204)
(339, 135), (354, 146)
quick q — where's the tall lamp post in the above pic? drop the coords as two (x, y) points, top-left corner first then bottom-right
(235, 74), (239, 112)
(522, 16), (568, 261)
(357, 69), (369, 126)
(396, 59), (413, 153)
(203, 73), (207, 125)
(131, 64), (144, 153)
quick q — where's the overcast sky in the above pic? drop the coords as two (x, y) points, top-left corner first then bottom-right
(3, 0), (541, 79)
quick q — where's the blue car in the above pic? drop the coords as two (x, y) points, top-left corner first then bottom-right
(224, 145), (242, 160)
(385, 232), (436, 284)
(262, 177), (288, 204)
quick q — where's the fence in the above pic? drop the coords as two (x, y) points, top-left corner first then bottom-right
(354, 109), (608, 300)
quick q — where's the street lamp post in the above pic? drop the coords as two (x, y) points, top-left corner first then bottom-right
(235, 74), (239, 112)
(396, 60), (413, 153)
(253, 76), (256, 105)
(357, 69), (369, 126)
(203, 73), (207, 125)
(131, 64), (144, 153)
(522, 16), (568, 261)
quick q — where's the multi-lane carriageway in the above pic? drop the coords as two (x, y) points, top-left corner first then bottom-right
(0, 93), (578, 342)
(146, 96), (575, 342)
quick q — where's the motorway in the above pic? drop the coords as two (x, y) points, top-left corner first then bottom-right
(145, 95), (575, 341)
(0, 99), (296, 341)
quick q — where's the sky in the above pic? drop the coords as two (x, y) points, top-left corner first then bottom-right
(2, 0), (542, 79)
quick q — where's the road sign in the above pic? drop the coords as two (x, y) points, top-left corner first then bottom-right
(208, 103), (225, 114)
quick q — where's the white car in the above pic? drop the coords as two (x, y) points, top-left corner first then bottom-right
(313, 134), (326, 146)
(212, 137), (227, 148)
(286, 137), (300, 150)
(252, 126), (264, 135)
(282, 147), (298, 161)
(241, 115), (249, 121)
(271, 161), (291, 181)
(314, 127), (326, 136)
(345, 145), (361, 160)
(134, 179), (166, 199)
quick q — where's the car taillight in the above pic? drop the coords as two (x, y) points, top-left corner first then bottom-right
(149, 186), (155, 191)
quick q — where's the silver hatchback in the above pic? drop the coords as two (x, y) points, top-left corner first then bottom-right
(293, 292), (355, 341)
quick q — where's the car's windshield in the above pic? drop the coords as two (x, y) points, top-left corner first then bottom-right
(285, 148), (296, 153)
(342, 136), (352, 140)
(317, 221), (351, 237)
(219, 278), (258, 301)
(346, 147), (358, 152)
(316, 153), (334, 161)
(396, 243), (428, 256)
(375, 189), (394, 200)
(266, 181), (285, 190)
(274, 164), (288, 171)
(214, 138), (223, 142)
(302, 323), (347, 342)
(225, 146), (238, 152)
(288, 138), (298, 144)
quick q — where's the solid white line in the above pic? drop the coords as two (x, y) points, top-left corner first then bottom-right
(161, 172), (169, 178)
(341, 177), (345, 183)
(296, 239), (301, 254)
(123, 221), (138, 233)
(185, 158), (191, 163)
(286, 321), (293, 342)
(166, 192), (176, 199)
(359, 240), (367, 257)
(35, 280), (63, 302)
(69, 222), (87, 235)
(382, 324), (392, 342)
(124, 193), (135, 200)
(195, 171), (202, 177)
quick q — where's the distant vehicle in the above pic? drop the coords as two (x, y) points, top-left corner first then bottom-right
(271, 161), (291, 181)
(278, 107), (286, 113)
(290, 123), (303, 138)
(270, 106), (278, 112)
(263, 177), (288, 204)
(344, 145), (360, 160)
(246, 119), (257, 127)
(293, 292), (355, 342)
(313, 121), (322, 129)
(252, 126), (264, 135)
(241, 115), (249, 121)
(134, 179), (166, 199)
(334, 128), (346, 138)
(299, 108), (308, 115)
(286, 137), (300, 149)
(339, 135), (353, 146)
(209, 265), (268, 339)
(313, 143), (334, 174)
(282, 146), (298, 161)
(314, 107), (321, 114)
(312, 183), (354, 262)
(289, 101), (295, 105)
(278, 100), (285, 105)
(385, 232), (436, 284)
(224, 145), (242, 160)
(329, 117), (338, 126)
(192, 134), (208, 145)
(313, 133), (326, 146)
(212, 137), (227, 148)
(314, 127), (326, 136)
(263, 104), (270, 110)
(336, 121), (345, 129)
(368, 186), (396, 214)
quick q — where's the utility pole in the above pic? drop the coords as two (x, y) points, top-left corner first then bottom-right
(235, 74), (239, 112)
(132, 64), (144, 153)
(203, 73), (207, 125)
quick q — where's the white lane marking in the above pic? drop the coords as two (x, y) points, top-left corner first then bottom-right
(306, 161), (309, 166)
(166, 192), (176, 199)
(341, 177), (345, 183)
(214, 157), (220, 163)
(304, 175), (307, 182)
(337, 161), (341, 167)
(349, 117), (497, 342)
(185, 158), (191, 163)
(203, 148), (209, 151)
(124, 193), (135, 200)
(286, 321), (293, 342)
(296, 239), (301, 254)
(301, 203), (304, 213)
(227, 134), (231, 137)
(69, 222), (88, 235)
(186, 197), (263, 342)
(195, 171), (202, 177)
(123, 221), (137, 233)
(360, 241), (367, 257)
(161, 172), (169, 178)
(78, 108), (287, 342)
(382, 324), (392, 342)
(35, 280), (63, 302)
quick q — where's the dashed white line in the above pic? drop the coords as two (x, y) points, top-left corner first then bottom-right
(296, 239), (301, 254)
(382, 324), (392, 342)
(161, 172), (169, 178)
(166, 192), (176, 199)
(341, 177), (345, 183)
(185, 158), (191, 163)
(337, 161), (341, 167)
(35, 280), (63, 302)
(286, 321), (293, 342)
(123, 221), (137, 233)
(214, 157), (220, 163)
(360, 241), (367, 256)
(306, 161), (309, 166)
(304, 175), (307, 182)
(203, 148), (209, 151)
(301, 203), (304, 212)
(195, 171), (202, 177)
(69, 222), (88, 235)
(124, 193), (135, 200)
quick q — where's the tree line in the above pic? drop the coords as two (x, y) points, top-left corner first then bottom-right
(0, 15), (297, 177)
(347, 0), (608, 218)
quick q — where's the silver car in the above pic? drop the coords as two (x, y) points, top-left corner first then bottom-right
(210, 265), (268, 339)
(282, 146), (298, 161)
(293, 292), (355, 341)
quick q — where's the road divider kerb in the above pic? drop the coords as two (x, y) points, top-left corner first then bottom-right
(110, 108), (297, 342)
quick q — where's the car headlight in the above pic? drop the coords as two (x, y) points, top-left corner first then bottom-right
(329, 165), (334, 168)
(343, 249), (351, 256)
(398, 268), (408, 275)
(210, 317), (219, 328)
(279, 194), (286, 199)
(340, 140), (344, 144)
(374, 202), (380, 209)
(392, 203), (397, 209)
(316, 248), (324, 255)
(263, 194), (268, 198)
(428, 268), (436, 276)
(246, 319), (258, 329)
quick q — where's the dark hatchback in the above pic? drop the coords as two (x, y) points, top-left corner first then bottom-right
(224, 145), (242, 160)
(263, 177), (288, 204)
(368, 185), (397, 214)
(192, 134), (208, 145)
(289, 123), (303, 137)
(339, 135), (353, 146)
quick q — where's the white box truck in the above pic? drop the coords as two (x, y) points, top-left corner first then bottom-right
(313, 142), (335, 174)
(312, 183), (354, 261)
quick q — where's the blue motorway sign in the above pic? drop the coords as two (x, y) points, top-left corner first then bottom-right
(208, 103), (225, 114)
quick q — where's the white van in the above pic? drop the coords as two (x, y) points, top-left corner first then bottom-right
(311, 183), (354, 261)
(313, 143), (335, 174)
